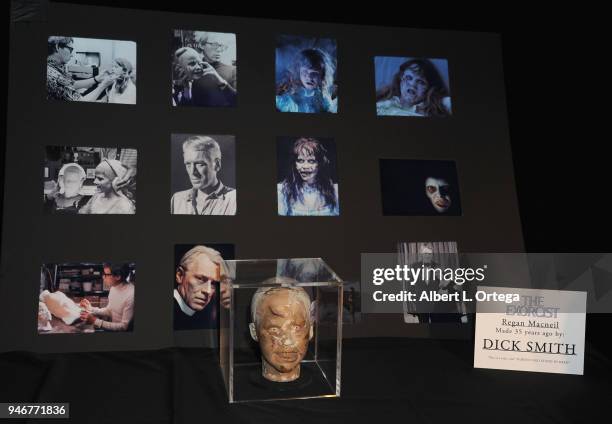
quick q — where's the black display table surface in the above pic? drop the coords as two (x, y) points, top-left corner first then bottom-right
(1, 338), (610, 423)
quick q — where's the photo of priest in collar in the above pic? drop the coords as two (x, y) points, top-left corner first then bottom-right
(173, 244), (234, 331)
(170, 134), (236, 215)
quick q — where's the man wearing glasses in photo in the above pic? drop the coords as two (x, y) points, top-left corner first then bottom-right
(46, 36), (115, 102)
(173, 245), (231, 330)
(190, 31), (237, 107)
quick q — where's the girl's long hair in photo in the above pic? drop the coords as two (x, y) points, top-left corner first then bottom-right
(281, 137), (337, 209)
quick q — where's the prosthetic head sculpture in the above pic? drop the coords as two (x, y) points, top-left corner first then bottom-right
(249, 279), (313, 382)
(57, 163), (86, 198)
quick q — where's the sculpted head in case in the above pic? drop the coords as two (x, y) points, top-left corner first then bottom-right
(249, 279), (313, 382)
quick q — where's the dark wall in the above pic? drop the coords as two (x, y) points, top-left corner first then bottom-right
(1, 2), (522, 352)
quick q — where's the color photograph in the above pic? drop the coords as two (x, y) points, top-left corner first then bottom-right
(375, 57), (451, 117)
(277, 137), (339, 216)
(173, 244), (234, 331)
(276, 35), (337, 113)
(380, 159), (461, 216)
(38, 262), (136, 334)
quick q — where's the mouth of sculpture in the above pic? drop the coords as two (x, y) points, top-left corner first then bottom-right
(275, 352), (299, 362)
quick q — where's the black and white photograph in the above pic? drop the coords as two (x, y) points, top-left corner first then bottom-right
(171, 30), (237, 107)
(379, 159), (461, 216)
(39, 262), (136, 334)
(277, 136), (340, 216)
(170, 134), (236, 215)
(375, 56), (451, 117)
(43, 146), (137, 215)
(397, 241), (468, 324)
(46, 36), (136, 104)
(173, 244), (234, 331)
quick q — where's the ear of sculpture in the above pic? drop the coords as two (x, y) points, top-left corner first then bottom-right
(58, 175), (65, 194)
(249, 322), (258, 341)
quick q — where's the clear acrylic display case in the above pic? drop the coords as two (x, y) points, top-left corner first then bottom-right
(219, 258), (343, 403)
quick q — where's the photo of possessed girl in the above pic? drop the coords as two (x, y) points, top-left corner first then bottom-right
(277, 137), (340, 216)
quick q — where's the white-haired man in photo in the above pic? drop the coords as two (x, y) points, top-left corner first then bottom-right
(173, 245), (230, 330)
(171, 135), (236, 215)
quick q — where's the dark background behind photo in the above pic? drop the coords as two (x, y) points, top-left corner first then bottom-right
(2, 2), (610, 423)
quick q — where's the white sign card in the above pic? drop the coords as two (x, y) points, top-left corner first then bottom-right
(474, 286), (586, 375)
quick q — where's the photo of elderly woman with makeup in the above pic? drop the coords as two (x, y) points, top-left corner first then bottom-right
(43, 146), (137, 215)
(276, 137), (340, 216)
(43, 163), (91, 214)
